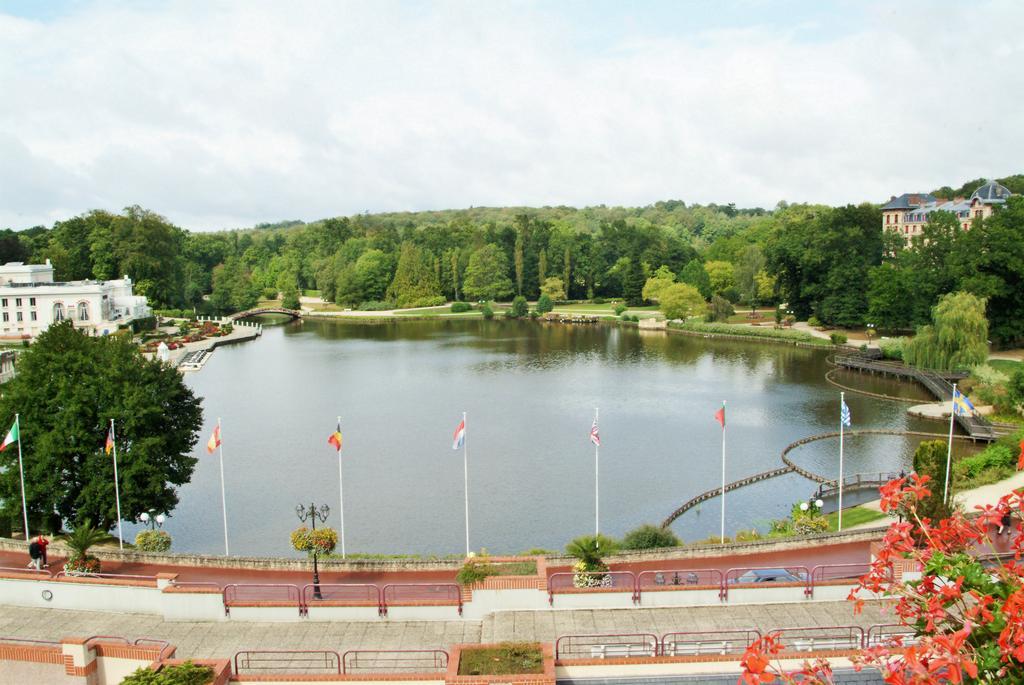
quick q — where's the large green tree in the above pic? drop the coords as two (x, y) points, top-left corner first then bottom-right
(903, 291), (989, 372)
(386, 242), (441, 307)
(463, 244), (514, 301)
(210, 256), (259, 313)
(659, 283), (706, 320)
(0, 323), (203, 532)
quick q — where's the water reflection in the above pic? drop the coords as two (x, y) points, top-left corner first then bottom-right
(137, 319), (945, 556)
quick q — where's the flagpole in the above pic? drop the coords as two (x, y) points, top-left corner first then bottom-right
(15, 414), (29, 543)
(110, 419), (124, 551)
(593, 407), (600, 538)
(838, 393), (845, 533)
(217, 417), (230, 556)
(944, 383), (957, 505)
(462, 411), (470, 557)
(720, 400), (726, 545)
(337, 415), (346, 560)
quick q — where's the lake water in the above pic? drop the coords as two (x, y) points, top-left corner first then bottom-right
(125, 319), (950, 557)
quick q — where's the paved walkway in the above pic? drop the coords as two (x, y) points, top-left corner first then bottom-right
(0, 601), (886, 661)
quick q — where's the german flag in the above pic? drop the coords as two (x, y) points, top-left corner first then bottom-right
(105, 425), (115, 455)
(328, 422), (343, 452)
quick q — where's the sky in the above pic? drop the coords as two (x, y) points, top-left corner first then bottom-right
(1, 0), (1022, 231)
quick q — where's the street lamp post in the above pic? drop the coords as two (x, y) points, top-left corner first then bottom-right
(138, 511), (166, 530)
(296, 502), (330, 600)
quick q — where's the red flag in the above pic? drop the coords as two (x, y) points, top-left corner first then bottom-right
(714, 405), (725, 428)
(206, 425), (221, 454)
(1017, 439), (1024, 471)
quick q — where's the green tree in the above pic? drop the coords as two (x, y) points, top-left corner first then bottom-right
(281, 287), (301, 310)
(956, 196), (1024, 344)
(463, 245), (514, 301)
(508, 295), (528, 318)
(620, 524), (681, 550)
(539, 277), (566, 301)
(679, 259), (712, 299)
(660, 283), (706, 320)
(536, 293), (553, 314)
(735, 244), (765, 304)
(210, 256), (259, 313)
(622, 254), (646, 306)
(706, 294), (734, 322)
(911, 440), (957, 522)
(903, 291), (989, 372)
(0, 323), (203, 531)
(386, 242), (441, 308)
(641, 265), (676, 302)
(704, 260), (735, 294)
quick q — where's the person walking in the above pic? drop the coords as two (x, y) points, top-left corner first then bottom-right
(26, 538), (42, 570)
(36, 535), (49, 568)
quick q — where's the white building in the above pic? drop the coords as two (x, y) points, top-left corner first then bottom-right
(0, 260), (152, 340)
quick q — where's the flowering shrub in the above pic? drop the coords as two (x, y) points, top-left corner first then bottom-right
(64, 555), (101, 575)
(572, 560), (610, 588)
(290, 526), (338, 555)
(740, 470), (1024, 684)
(134, 530), (172, 552)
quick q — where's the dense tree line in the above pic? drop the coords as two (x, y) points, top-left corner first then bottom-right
(2, 174), (1022, 343)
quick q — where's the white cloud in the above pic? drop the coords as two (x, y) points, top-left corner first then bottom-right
(0, 0), (1022, 230)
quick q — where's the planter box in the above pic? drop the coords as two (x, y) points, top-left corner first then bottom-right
(446, 643), (554, 685)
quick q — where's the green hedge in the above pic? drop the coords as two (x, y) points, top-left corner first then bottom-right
(668, 320), (825, 344)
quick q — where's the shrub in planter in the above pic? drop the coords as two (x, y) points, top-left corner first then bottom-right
(63, 555), (101, 575)
(457, 558), (499, 585)
(135, 530), (172, 553)
(63, 519), (107, 574)
(291, 526), (338, 555)
(121, 660), (214, 684)
(829, 332), (848, 345)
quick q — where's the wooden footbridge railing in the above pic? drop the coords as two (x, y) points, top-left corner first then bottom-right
(661, 429), (981, 529)
(228, 307), (302, 321)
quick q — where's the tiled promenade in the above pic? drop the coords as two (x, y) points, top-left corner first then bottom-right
(0, 600), (887, 661)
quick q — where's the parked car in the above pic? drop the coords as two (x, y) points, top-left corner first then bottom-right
(729, 569), (806, 584)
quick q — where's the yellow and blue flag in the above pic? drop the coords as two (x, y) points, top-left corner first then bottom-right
(952, 387), (975, 416)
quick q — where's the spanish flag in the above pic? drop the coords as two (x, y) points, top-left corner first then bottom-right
(206, 425), (221, 454)
(328, 422), (343, 452)
(105, 426), (114, 455)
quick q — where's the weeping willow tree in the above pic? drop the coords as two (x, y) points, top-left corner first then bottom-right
(903, 291), (988, 372)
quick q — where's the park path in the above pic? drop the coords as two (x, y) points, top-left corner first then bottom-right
(0, 601), (886, 661)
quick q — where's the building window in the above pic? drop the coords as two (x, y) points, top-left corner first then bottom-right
(15, 312), (22, 322)
(1, 299), (6, 307)
(1, 313), (7, 322)
(15, 298), (21, 307)
(53, 302), (65, 322)
(30, 311), (36, 321)
(29, 297), (35, 306)
(77, 302), (89, 321)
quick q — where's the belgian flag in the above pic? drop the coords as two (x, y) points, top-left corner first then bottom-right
(328, 422), (343, 452)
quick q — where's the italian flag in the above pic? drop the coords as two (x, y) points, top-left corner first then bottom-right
(0, 420), (18, 452)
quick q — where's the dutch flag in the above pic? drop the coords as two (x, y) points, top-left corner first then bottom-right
(452, 418), (466, 450)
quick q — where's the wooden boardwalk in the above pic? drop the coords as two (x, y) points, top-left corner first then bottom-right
(661, 429), (981, 528)
(833, 356), (996, 441)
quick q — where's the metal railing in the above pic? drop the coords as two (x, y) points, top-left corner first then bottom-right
(234, 650), (341, 674)
(222, 583), (302, 616)
(0, 636), (60, 646)
(866, 624), (919, 648)
(661, 630), (762, 657)
(342, 649), (449, 674)
(555, 633), (659, 659)
(636, 569), (724, 600)
(132, 638), (175, 662)
(302, 583), (381, 613)
(547, 571), (638, 605)
(381, 583), (463, 616)
(770, 626), (865, 653)
(810, 563), (875, 586)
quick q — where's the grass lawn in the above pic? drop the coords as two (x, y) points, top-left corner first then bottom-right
(457, 643), (544, 676)
(988, 359), (1023, 375)
(826, 506), (887, 531)
(301, 289), (321, 297)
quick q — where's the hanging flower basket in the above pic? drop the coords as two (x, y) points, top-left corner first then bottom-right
(291, 526), (338, 555)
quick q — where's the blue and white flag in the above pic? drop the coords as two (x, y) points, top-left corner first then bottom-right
(841, 400), (852, 428)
